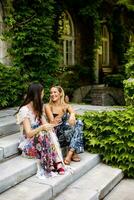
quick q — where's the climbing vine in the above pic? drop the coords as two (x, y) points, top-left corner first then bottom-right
(4, 0), (61, 101)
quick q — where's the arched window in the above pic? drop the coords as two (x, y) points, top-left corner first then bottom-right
(59, 11), (75, 66)
(101, 25), (109, 66)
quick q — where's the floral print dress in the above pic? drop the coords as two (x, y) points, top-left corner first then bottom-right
(17, 106), (62, 173)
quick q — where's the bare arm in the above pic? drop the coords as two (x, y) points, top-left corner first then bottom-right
(67, 104), (75, 116)
(45, 104), (55, 123)
(41, 113), (47, 124)
(22, 117), (53, 138)
(67, 104), (76, 125)
(45, 104), (62, 125)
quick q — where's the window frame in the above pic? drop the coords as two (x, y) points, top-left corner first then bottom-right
(101, 25), (110, 66)
(59, 11), (75, 66)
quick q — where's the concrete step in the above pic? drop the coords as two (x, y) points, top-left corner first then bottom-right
(0, 104), (120, 140)
(0, 152), (100, 198)
(104, 179), (134, 200)
(55, 163), (124, 200)
(0, 156), (37, 193)
(0, 132), (20, 161)
(0, 115), (19, 137)
(0, 107), (17, 118)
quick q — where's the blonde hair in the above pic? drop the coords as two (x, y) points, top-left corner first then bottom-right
(49, 86), (65, 105)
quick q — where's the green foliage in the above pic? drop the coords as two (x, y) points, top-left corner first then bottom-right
(109, 9), (129, 65)
(80, 107), (134, 178)
(123, 78), (134, 106)
(103, 74), (125, 88)
(117, 0), (134, 11)
(59, 64), (93, 100)
(3, 0), (61, 102)
(0, 63), (29, 108)
(125, 42), (134, 78)
(79, 0), (102, 77)
(123, 42), (134, 106)
(80, 0), (102, 47)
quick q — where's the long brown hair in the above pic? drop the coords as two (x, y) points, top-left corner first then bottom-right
(17, 83), (44, 119)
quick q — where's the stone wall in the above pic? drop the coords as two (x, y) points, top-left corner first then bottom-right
(73, 85), (125, 106)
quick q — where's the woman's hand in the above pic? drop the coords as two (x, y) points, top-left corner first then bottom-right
(68, 114), (76, 126)
(54, 116), (62, 125)
(49, 115), (62, 126)
(42, 123), (54, 131)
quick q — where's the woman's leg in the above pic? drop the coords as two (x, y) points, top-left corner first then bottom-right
(67, 119), (84, 154)
(64, 148), (74, 165)
(63, 119), (84, 164)
(49, 130), (65, 174)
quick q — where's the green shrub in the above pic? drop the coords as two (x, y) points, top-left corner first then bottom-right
(125, 42), (134, 78)
(123, 78), (134, 106)
(103, 74), (125, 88)
(59, 64), (91, 100)
(123, 42), (134, 106)
(80, 107), (134, 178)
(3, 0), (61, 102)
(0, 63), (29, 108)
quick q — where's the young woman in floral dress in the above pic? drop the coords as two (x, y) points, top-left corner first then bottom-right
(17, 83), (65, 177)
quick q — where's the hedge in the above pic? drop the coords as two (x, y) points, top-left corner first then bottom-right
(80, 107), (134, 178)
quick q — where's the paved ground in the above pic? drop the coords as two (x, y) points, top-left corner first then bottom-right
(0, 104), (123, 119)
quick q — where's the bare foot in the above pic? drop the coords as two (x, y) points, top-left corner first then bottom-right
(64, 149), (74, 165)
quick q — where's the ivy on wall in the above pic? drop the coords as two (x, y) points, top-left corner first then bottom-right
(3, 0), (61, 101)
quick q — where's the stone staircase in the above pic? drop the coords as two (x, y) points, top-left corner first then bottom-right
(83, 85), (124, 106)
(0, 106), (133, 200)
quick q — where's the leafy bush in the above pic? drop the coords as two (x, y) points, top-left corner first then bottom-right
(59, 64), (91, 100)
(103, 74), (125, 88)
(123, 42), (134, 106)
(123, 78), (134, 106)
(3, 0), (61, 103)
(125, 42), (134, 78)
(80, 107), (134, 178)
(0, 63), (29, 108)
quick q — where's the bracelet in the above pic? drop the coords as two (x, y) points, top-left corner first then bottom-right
(36, 126), (42, 134)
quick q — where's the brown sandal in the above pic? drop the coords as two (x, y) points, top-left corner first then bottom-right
(64, 149), (74, 165)
(72, 153), (80, 162)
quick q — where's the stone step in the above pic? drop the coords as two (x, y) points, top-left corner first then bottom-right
(0, 152), (100, 198)
(55, 163), (124, 200)
(104, 179), (134, 200)
(0, 132), (20, 161)
(0, 107), (17, 118)
(0, 115), (19, 137)
(0, 105), (122, 133)
(0, 156), (37, 193)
